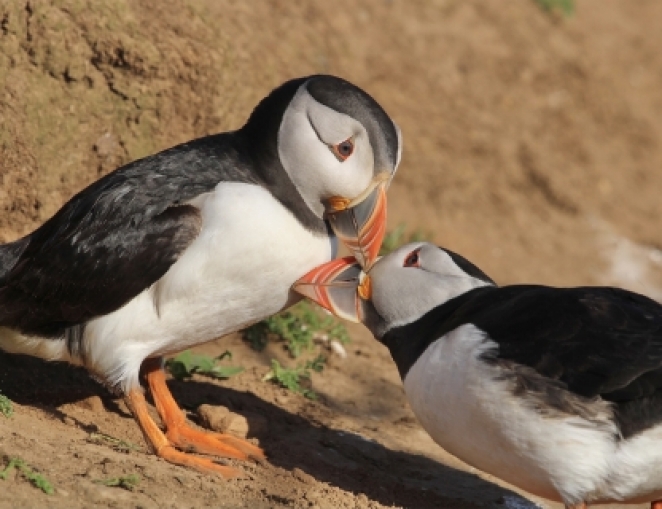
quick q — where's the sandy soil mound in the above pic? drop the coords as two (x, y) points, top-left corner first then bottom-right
(1, 1), (661, 507)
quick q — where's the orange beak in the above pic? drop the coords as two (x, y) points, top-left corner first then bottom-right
(326, 181), (387, 270)
(292, 257), (365, 323)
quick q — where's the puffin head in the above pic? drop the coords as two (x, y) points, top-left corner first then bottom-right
(292, 242), (496, 339)
(242, 75), (402, 269)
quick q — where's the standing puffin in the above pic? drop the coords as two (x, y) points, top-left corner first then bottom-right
(0, 75), (402, 477)
(295, 242), (662, 509)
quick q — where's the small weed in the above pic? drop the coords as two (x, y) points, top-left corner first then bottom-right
(245, 293), (352, 399)
(533, 0), (574, 16)
(88, 432), (142, 453)
(94, 474), (140, 491)
(262, 355), (327, 400)
(0, 393), (13, 418)
(380, 224), (430, 256)
(0, 457), (54, 494)
(166, 350), (244, 381)
(244, 301), (350, 358)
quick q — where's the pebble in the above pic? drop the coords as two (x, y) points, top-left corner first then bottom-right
(197, 405), (268, 438)
(329, 340), (347, 359)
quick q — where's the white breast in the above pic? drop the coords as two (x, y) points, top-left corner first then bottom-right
(402, 324), (619, 505)
(82, 182), (334, 391)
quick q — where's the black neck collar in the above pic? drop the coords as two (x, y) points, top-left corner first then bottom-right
(380, 286), (497, 380)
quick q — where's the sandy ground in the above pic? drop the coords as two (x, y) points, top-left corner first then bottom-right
(1, 0), (662, 507)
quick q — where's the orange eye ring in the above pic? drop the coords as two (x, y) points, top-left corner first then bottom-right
(330, 138), (354, 161)
(404, 249), (421, 268)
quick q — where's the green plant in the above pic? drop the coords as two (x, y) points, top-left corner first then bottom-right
(0, 457), (54, 494)
(166, 350), (244, 381)
(379, 224), (430, 256)
(533, 0), (574, 16)
(88, 432), (142, 453)
(94, 474), (140, 491)
(262, 355), (327, 400)
(0, 393), (13, 418)
(244, 301), (350, 358)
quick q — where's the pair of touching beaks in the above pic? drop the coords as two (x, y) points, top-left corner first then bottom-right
(306, 173), (389, 323)
(293, 255), (372, 325)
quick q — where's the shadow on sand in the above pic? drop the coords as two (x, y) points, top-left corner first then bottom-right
(0, 351), (535, 509)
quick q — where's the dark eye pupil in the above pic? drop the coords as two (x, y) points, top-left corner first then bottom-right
(339, 142), (351, 155)
(406, 252), (418, 266)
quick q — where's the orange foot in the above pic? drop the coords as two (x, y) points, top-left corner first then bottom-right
(125, 358), (265, 477)
(652, 500), (662, 509)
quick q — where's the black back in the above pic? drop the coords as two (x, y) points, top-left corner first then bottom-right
(0, 133), (253, 338)
(382, 284), (662, 438)
(0, 77), (332, 341)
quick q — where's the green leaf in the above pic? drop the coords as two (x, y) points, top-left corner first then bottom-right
(88, 432), (142, 452)
(94, 474), (140, 491)
(207, 365), (244, 379)
(244, 300), (351, 358)
(165, 350), (244, 381)
(0, 393), (13, 418)
(0, 457), (54, 494)
(532, 0), (574, 16)
(263, 359), (317, 399)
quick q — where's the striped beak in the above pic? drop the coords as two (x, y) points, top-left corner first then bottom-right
(326, 174), (388, 270)
(292, 257), (368, 323)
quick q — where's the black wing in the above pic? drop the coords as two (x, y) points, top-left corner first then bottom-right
(456, 286), (662, 437)
(463, 286), (662, 402)
(0, 133), (253, 337)
(385, 284), (662, 437)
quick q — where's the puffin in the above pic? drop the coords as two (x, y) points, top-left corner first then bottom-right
(294, 242), (662, 509)
(0, 75), (402, 477)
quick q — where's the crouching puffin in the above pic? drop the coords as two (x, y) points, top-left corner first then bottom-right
(295, 242), (662, 509)
(0, 75), (402, 477)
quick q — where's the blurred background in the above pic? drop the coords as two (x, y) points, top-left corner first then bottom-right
(1, 1), (662, 508)
(2, 1), (662, 293)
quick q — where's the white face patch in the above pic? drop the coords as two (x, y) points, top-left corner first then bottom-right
(277, 85), (374, 217)
(368, 243), (493, 333)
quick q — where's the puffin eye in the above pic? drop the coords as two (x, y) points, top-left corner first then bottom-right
(330, 138), (354, 162)
(403, 249), (421, 268)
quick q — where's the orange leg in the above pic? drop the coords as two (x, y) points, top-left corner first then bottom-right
(125, 388), (241, 477)
(565, 504), (587, 509)
(651, 501), (662, 509)
(142, 358), (265, 462)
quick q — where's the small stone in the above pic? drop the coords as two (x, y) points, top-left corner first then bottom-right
(329, 340), (347, 359)
(224, 413), (250, 438)
(197, 405), (268, 439)
(198, 404), (231, 432)
(93, 132), (119, 158)
(74, 395), (104, 413)
(62, 416), (76, 426)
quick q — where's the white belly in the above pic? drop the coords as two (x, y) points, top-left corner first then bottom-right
(402, 324), (619, 505)
(82, 182), (334, 391)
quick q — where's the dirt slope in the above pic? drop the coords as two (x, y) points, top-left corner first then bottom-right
(1, 1), (662, 508)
